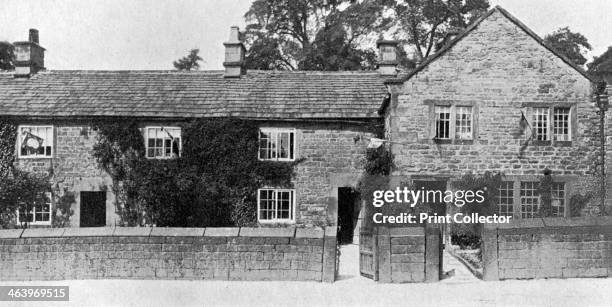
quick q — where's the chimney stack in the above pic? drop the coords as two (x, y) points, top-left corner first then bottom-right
(223, 26), (246, 78)
(376, 40), (399, 75)
(14, 28), (45, 77)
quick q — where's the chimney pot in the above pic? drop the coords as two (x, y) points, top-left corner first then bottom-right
(29, 29), (39, 44)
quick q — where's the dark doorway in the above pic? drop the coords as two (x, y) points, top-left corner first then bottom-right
(337, 187), (359, 244)
(80, 191), (106, 227)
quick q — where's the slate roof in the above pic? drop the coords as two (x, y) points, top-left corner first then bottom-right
(0, 70), (388, 120)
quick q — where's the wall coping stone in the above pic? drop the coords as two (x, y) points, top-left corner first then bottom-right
(324, 226), (337, 237)
(0, 226), (347, 238)
(0, 229), (24, 238)
(112, 227), (152, 237)
(150, 227), (205, 237)
(486, 216), (612, 230)
(64, 227), (115, 237)
(204, 227), (239, 237)
(22, 228), (65, 238)
(295, 228), (324, 238)
(239, 227), (295, 237)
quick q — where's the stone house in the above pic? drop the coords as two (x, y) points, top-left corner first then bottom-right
(0, 27), (385, 235)
(382, 6), (610, 218)
(0, 6), (609, 233)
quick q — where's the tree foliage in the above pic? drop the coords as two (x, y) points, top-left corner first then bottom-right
(243, 0), (490, 71)
(0, 42), (14, 71)
(173, 48), (204, 71)
(244, 0), (391, 71)
(390, 0), (490, 61)
(544, 27), (592, 67)
(588, 46), (612, 76)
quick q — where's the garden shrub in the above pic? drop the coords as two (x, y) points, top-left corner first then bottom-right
(450, 171), (502, 249)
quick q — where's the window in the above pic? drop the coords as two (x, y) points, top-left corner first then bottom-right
(551, 182), (565, 217)
(258, 188), (295, 223)
(455, 106), (473, 140)
(533, 108), (549, 141)
(553, 108), (571, 141)
(144, 127), (181, 159)
(259, 128), (295, 161)
(498, 181), (514, 216)
(18, 126), (53, 158)
(434, 105), (473, 140)
(17, 192), (52, 225)
(528, 106), (573, 143)
(434, 106), (451, 139)
(520, 182), (539, 218)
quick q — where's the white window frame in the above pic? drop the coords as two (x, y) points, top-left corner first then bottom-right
(17, 125), (54, 159)
(455, 106), (473, 140)
(434, 106), (452, 140)
(258, 128), (296, 161)
(433, 105), (473, 140)
(552, 107), (571, 142)
(257, 188), (296, 224)
(144, 126), (182, 159)
(16, 192), (52, 226)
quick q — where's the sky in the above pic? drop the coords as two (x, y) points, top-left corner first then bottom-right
(0, 0), (610, 70)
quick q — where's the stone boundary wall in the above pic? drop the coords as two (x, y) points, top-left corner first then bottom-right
(482, 217), (612, 280)
(373, 226), (441, 283)
(0, 227), (337, 282)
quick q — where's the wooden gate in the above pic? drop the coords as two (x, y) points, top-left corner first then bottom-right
(359, 228), (378, 280)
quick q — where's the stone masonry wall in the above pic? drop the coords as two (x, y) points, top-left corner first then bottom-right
(481, 216), (612, 280)
(15, 123), (116, 227)
(293, 122), (375, 226)
(0, 226), (337, 282)
(12, 120), (376, 227)
(386, 9), (601, 214)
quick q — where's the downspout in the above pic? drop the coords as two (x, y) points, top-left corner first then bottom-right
(596, 82), (608, 216)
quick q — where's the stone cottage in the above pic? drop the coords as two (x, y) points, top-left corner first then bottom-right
(0, 6), (609, 233)
(382, 6), (610, 217)
(0, 27), (386, 236)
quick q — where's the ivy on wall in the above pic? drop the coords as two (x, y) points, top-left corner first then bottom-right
(92, 118), (300, 227)
(0, 120), (75, 228)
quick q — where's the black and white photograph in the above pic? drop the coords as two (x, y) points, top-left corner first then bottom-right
(0, 0), (611, 306)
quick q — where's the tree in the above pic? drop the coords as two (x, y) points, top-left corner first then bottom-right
(244, 0), (490, 70)
(389, 0), (490, 61)
(0, 41), (14, 71)
(544, 27), (592, 67)
(244, 0), (389, 71)
(588, 46), (612, 77)
(173, 49), (203, 71)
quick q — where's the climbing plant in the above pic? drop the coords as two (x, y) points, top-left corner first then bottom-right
(0, 120), (17, 177)
(92, 118), (301, 227)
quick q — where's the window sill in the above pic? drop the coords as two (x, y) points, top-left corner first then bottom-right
(258, 158), (296, 162)
(258, 220), (295, 225)
(553, 141), (572, 147)
(531, 140), (551, 146)
(432, 139), (474, 145)
(17, 156), (53, 160)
